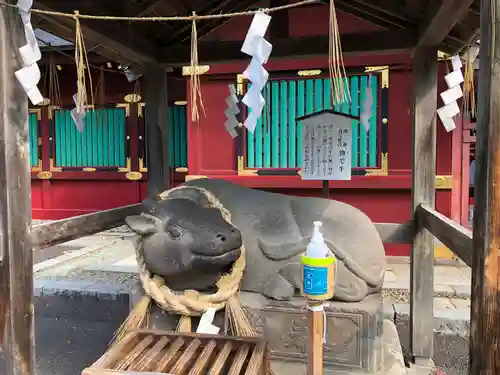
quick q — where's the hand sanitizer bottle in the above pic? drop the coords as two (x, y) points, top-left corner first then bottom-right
(302, 221), (336, 300)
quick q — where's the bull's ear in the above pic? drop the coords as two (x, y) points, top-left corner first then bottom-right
(125, 214), (158, 235)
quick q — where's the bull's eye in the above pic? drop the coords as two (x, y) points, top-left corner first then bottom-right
(167, 225), (183, 239)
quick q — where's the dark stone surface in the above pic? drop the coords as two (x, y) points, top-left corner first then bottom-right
(0, 282), (130, 375)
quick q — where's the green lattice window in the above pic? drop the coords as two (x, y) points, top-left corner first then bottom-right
(53, 107), (126, 168)
(142, 105), (188, 169)
(28, 112), (39, 168)
(246, 75), (379, 169)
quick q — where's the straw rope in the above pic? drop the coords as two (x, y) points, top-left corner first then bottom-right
(136, 185), (245, 317)
(0, 0), (318, 22)
(328, 0), (350, 105)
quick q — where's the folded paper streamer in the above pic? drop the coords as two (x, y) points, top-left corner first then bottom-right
(224, 84), (240, 138)
(71, 93), (87, 132)
(15, 0), (43, 105)
(360, 74), (373, 132)
(438, 55), (464, 132)
(241, 11), (272, 133)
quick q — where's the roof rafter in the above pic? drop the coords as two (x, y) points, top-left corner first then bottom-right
(417, 0), (475, 47)
(35, 1), (159, 66)
(160, 29), (417, 65)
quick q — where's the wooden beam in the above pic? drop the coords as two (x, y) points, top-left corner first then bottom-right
(144, 65), (170, 196)
(193, 0), (261, 43)
(417, 0), (474, 47)
(167, 0), (235, 43)
(410, 45), (437, 363)
(34, 1), (158, 65)
(416, 204), (473, 267)
(160, 30), (417, 65)
(469, 0), (500, 374)
(31, 204), (142, 249)
(0, 3), (35, 374)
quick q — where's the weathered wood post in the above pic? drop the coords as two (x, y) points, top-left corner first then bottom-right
(469, 0), (500, 374)
(0, 2), (36, 375)
(410, 46), (437, 365)
(144, 65), (170, 197)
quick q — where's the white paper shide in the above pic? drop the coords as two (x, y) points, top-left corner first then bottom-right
(240, 11), (272, 133)
(301, 111), (352, 181)
(224, 84), (240, 138)
(360, 75), (373, 132)
(15, 0), (43, 105)
(437, 55), (464, 132)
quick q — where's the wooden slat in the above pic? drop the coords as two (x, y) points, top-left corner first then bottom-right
(115, 335), (155, 371)
(207, 341), (232, 375)
(410, 46), (437, 363)
(31, 203), (142, 249)
(469, 1), (500, 374)
(227, 345), (250, 375)
(245, 343), (266, 375)
(129, 336), (170, 372)
(417, 204), (472, 267)
(169, 338), (201, 375)
(0, 3), (35, 375)
(188, 339), (217, 375)
(155, 337), (185, 372)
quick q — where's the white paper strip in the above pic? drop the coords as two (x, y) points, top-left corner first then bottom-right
(444, 70), (464, 88)
(440, 85), (463, 105)
(437, 54), (464, 132)
(224, 84), (240, 138)
(240, 12), (272, 133)
(15, 0), (43, 105)
(241, 12), (271, 56)
(451, 55), (463, 71)
(437, 107), (456, 132)
(360, 77), (373, 132)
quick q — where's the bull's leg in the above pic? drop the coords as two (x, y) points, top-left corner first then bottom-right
(263, 272), (295, 300)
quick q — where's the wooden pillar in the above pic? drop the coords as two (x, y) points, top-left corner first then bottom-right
(144, 65), (170, 196)
(469, 0), (500, 374)
(410, 46), (437, 364)
(0, 3), (36, 375)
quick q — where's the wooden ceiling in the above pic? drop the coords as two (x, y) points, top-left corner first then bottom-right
(32, 0), (480, 68)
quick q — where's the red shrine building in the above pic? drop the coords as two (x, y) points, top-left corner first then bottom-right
(30, 4), (476, 258)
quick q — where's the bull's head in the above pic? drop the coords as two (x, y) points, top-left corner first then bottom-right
(125, 194), (242, 277)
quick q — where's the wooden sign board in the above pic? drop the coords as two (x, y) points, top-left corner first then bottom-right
(298, 110), (355, 181)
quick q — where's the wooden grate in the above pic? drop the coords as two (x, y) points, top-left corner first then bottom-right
(83, 329), (269, 375)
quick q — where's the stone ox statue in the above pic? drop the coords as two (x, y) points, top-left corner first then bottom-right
(125, 179), (385, 302)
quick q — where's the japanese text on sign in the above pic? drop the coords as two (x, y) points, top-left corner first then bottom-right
(301, 115), (352, 180)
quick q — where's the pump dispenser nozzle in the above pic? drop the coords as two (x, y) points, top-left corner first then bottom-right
(306, 221), (329, 258)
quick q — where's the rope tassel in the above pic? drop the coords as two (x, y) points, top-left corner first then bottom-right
(73, 10), (93, 113)
(328, 0), (350, 106)
(190, 13), (206, 123)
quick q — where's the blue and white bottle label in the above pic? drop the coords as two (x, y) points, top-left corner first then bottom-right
(303, 265), (328, 296)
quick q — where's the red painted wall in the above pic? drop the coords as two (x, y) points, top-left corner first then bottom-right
(186, 6), (453, 256)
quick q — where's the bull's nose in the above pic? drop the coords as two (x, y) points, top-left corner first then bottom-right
(216, 234), (227, 242)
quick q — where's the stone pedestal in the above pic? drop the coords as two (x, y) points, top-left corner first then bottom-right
(134, 290), (390, 374)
